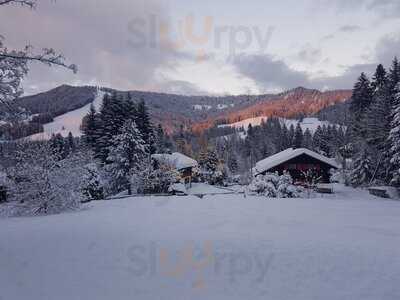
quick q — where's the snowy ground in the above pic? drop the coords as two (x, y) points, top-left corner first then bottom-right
(1, 185), (400, 300)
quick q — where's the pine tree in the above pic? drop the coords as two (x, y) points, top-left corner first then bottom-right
(288, 124), (295, 147)
(293, 123), (303, 149)
(303, 128), (313, 149)
(371, 64), (387, 92)
(350, 73), (373, 139)
(155, 124), (169, 153)
(199, 149), (219, 173)
(350, 147), (373, 187)
(107, 120), (147, 195)
(67, 132), (76, 153)
(280, 124), (290, 150)
(82, 103), (98, 149)
(313, 126), (325, 154)
(136, 99), (155, 153)
(389, 83), (400, 186)
(50, 133), (69, 160)
(227, 153), (239, 174)
(96, 93), (139, 162)
(388, 57), (400, 92)
(96, 93), (125, 161)
(364, 65), (392, 183)
(81, 163), (104, 201)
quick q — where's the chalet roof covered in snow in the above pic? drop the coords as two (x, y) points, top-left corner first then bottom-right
(152, 152), (198, 170)
(253, 148), (339, 175)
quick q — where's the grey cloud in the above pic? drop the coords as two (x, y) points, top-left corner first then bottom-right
(368, 0), (400, 18)
(339, 25), (362, 32)
(232, 53), (378, 91)
(376, 35), (400, 64)
(297, 46), (322, 65)
(312, 63), (376, 90)
(318, 0), (400, 19)
(232, 54), (310, 91)
(321, 34), (335, 41)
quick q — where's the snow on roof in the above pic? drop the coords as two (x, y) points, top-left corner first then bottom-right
(152, 152), (198, 170)
(253, 148), (339, 175)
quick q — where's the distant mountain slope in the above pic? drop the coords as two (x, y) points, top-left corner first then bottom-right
(16, 85), (274, 134)
(192, 87), (352, 132)
(29, 90), (106, 140)
(17, 85), (98, 117)
(313, 99), (351, 126)
(14, 85), (353, 139)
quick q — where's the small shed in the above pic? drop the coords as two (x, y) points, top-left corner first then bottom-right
(152, 152), (199, 186)
(253, 148), (339, 183)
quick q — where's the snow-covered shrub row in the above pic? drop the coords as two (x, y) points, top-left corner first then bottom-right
(248, 172), (300, 198)
(1, 142), (90, 217)
(136, 164), (179, 194)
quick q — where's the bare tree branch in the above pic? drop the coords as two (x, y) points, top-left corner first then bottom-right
(0, 0), (36, 8)
(0, 1), (77, 110)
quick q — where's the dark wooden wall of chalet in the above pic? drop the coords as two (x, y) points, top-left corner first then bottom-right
(261, 154), (335, 183)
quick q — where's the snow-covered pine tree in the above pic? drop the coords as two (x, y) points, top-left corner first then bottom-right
(288, 124), (295, 148)
(81, 163), (104, 202)
(82, 103), (98, 149)
(107, 120), (147, 195)
(95, 92), (138, 162)
(200, 149), (219, 173)
(312, 125), (325, 154)
(155, 124), (168, 153)
(350, 146), (373, 187)
(293, 123), (303, 149)
(136, 99), (155, 153)
(364, 65), (392, 183)
(227, 153), (239, 174)
(67, 132), (76, 153)
(303, 128), (313, 150)
(388, 57), (400, 92)
(50, 133), (69, 160)
(280, 124), (291, 150)
(350, 72), (373, 139)
(389, 82), (400, 186)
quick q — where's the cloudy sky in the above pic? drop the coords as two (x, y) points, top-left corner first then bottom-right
(1, 0), (400, 95)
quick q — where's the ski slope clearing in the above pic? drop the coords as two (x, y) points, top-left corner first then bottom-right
(1, 185), (400, 300)
(29, 90), (105, 140)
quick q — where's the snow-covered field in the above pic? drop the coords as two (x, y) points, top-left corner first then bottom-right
(1, 185), (400, 300)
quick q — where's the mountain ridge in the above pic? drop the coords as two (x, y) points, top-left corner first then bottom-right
(13, 85), (353, 135)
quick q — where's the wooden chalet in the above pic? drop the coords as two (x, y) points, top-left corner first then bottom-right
(152, 152), (199, 187)
(253, 148), (339, 183)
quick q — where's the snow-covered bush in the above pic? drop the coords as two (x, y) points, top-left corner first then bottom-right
(81, 163), (105, 202)
(2, 142), (88, 217)
(277, 172), (300, 198)
(137, 164), (179, 194)
(248, 172), (300, 198)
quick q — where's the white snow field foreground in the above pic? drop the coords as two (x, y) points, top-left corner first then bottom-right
(1, 185), (400, 300)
